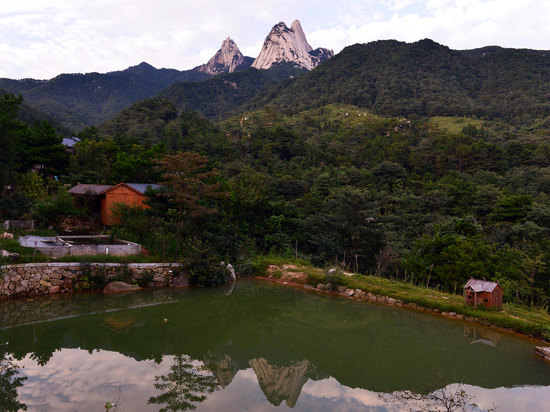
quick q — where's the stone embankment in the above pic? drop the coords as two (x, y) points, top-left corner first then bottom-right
(313, 284), (470, 320)
(0, 262), (184, 299)
(266, 278), (479, 323)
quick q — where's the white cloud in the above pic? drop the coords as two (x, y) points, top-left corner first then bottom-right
(1, 0), (549, 78)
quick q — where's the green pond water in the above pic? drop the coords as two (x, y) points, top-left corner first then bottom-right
(1, 280), (549, 411)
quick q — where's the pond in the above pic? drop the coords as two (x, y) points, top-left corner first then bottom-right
(0, 280), (549, 411)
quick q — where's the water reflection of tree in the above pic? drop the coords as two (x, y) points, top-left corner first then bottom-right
(0, 347), (28, 412)
(379, 381), (497, 412)
(148, 354), (219, 411)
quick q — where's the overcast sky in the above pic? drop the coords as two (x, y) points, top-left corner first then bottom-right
(1, 0), (549, 79)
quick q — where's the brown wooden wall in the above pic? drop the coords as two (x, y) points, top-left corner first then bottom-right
(101, 186), (150, 225)
(465, 286), (503, 309)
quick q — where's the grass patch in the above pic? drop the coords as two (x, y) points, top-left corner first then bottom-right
(250, 254), (312, 276)
(0, 237), (47, 263)
(428, 116), (486, 134)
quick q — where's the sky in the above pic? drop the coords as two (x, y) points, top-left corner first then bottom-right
(1, 0), (549, 79)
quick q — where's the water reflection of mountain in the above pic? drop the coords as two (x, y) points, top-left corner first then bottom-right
(203, 353), (325, 407)
(206, 353), (240, 388)
(1, 280), (550, 401)
(249, 358), (325, 407)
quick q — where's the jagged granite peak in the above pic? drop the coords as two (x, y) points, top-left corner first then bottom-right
(252, 19), (333, 70)
(196, 37), (253, 75)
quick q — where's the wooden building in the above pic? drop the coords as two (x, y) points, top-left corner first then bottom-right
(464, 278), (503, 309)
(68, 184), (113, 225)
(100, 183), (160, 225)
(69, 183), (160, 226)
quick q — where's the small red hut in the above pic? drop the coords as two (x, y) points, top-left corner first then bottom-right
(464, 278), (503, 309)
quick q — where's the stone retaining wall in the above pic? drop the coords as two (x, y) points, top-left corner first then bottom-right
(0, 262), (184, 299)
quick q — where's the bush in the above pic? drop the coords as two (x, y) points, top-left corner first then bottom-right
(325, 267), (344, 291)
(180, 238), (229, 287)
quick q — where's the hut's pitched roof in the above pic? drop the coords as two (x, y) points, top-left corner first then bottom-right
(464, 278), (500, 293)
(100, 183), (161, 196)
(68, 184), (112, 195)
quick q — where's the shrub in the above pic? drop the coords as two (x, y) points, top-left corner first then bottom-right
(325, 267), (344, 291)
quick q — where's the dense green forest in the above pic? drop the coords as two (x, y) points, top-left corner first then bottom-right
(249, 39), (550, 123)
(2, 86), (550, 308)
(157, 63), (306, 120)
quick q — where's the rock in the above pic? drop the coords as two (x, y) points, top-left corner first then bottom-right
(387, 298), (397, 305)
(196, 37), (252, 75)
(252, 20), (333, 70)
(337, 286), (347, 293)
(103, 281), (141, 293)
(49, 286), (61, 294)
(303, 285), (315, 290)
(535, 347), (550, 361)
(316, 283), (325, 290)
(39, 280), (51, 287)
(1, 249), (19, 259)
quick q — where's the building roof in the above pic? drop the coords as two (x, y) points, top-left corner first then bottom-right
(464, 278), (500, 293)
(68, 184), (113, 195)
(101, 183), (161, 196)
(62, 136), (80, 148)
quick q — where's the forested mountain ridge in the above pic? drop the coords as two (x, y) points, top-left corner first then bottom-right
(247, 39), (550, 123)
(156, 63), (307, 120)
(0, 63), (212, 131)
(0, 87), (71, 134)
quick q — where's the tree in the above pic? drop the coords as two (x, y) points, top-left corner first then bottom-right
(148, 354), (219, 411)
(0, 94), (24, 188)
(0, 346), (28, 412)
(157, 152), (226, 258)
(306, 186), (384, 271)
(69, 139), (119, 184)
(17, 121), (68, 176)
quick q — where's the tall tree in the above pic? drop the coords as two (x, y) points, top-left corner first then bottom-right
(157, 152), (226, 258)
(0, 94), (24, 188)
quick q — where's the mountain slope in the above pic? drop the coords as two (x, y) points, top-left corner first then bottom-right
(0, 63), (211, 131)
(157, 63), (307, 120)
(247, 39), (550, 122)
(0, 88), (71, 134)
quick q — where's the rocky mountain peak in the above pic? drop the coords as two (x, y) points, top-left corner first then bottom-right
(252, 20), (333, 71)
(196, 37), (253, 75)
